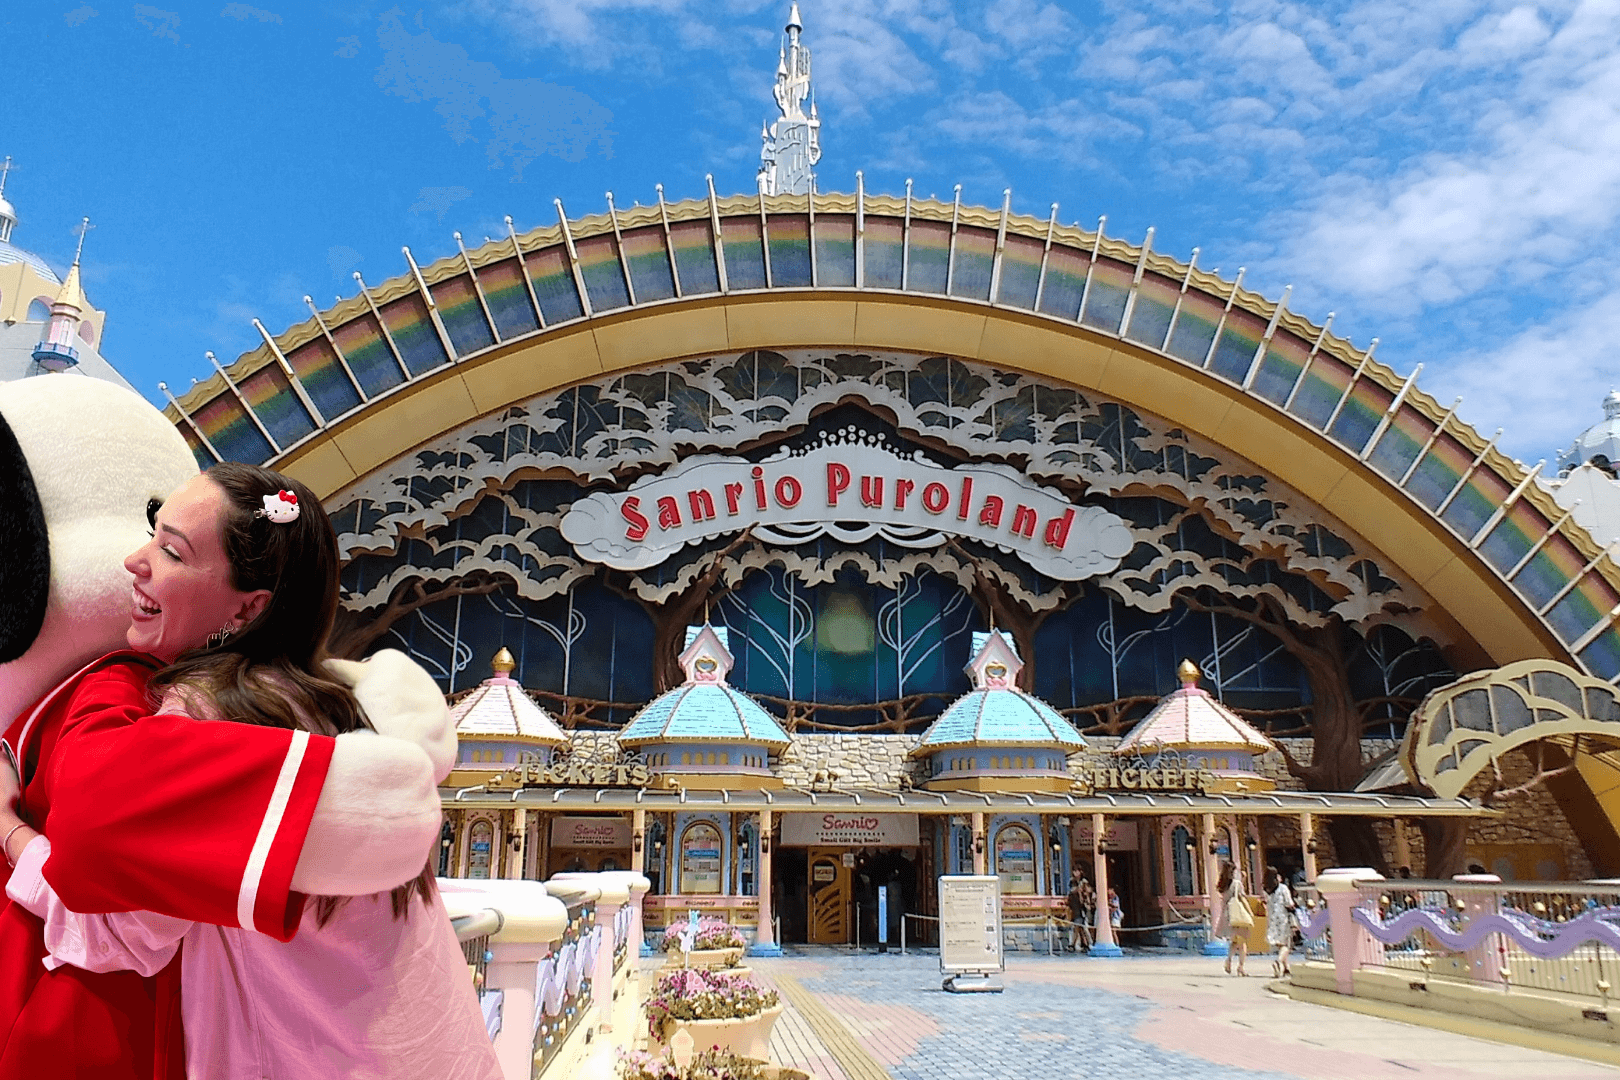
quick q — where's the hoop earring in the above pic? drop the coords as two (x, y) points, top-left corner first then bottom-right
(207, 624), (235, 649)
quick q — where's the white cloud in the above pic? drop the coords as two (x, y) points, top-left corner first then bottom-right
(327, 245), (363, 277)
(220, 3), (281, 23)
(133, 4), (180, 41)
(409, 186), (475, 222)
(372, 9), (614, 177)
(1438, 277), (1620, 459)
(1280, 6), (1620, 310)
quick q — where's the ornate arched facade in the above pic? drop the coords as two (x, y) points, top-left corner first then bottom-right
(159, 186), (1619, 932)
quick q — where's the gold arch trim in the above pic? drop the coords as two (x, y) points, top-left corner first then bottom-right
(271, 291), (1565, 671)
(159, 188), (1619, 683)
(1405, 658), (1620, 799)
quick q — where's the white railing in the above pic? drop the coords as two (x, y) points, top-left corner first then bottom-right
(1303, 869), (1620, 1007)
(441, 872), (649, 1080)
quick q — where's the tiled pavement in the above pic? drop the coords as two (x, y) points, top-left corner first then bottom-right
(751, 951), (1620, 1080)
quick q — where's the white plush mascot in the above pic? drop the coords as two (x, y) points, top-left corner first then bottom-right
(0, 374), (459, 1078)
(0, 375), (200, 719)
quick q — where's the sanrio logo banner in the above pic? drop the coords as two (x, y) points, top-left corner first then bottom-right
(559, 442), (1133, 580)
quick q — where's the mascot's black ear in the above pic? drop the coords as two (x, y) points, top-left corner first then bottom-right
(0, 408), (49, 664)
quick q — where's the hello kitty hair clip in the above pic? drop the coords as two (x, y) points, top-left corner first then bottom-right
(257, 489), (300, 524)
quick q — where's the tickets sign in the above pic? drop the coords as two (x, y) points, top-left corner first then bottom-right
(560, 443), (1133, 580)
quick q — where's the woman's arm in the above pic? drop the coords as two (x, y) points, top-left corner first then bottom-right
(7, 835), (190, 977)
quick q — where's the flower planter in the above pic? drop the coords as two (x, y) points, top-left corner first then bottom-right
(664, 947), (746, 971)
(655, 1002), (784, 1062)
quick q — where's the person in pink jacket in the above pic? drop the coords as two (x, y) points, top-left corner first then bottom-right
(4, 463), (498, 1080)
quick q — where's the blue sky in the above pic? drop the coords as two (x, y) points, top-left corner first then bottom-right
(4, 1), (1617, 461)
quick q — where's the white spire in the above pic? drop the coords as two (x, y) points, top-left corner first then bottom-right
(0, 156), (15, 244)
(758, 2), (821, 197)
(32, 216), (90, 371)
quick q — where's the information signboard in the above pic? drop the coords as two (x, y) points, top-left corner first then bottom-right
(938, 875), (1003, 983)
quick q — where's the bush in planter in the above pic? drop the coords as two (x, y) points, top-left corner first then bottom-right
(660, 917), (748, 953)
(618, 1047), (768, 1080)
(643, 968), (781, 1040)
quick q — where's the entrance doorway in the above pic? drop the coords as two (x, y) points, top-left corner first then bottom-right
(807, 847), (851, 944)
(1107, 851), (1143, 939)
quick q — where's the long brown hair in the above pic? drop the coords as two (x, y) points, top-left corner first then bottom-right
(150, 462), (435, 926)
(1217, 860), (1236, 894)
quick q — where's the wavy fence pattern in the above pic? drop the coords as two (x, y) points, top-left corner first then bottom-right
(1350, 904), (1620, 959)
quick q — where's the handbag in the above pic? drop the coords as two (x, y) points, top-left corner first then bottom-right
(1228, 895), (1254, 929)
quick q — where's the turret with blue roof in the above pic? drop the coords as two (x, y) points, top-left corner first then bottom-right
(910, 630), (1086, 793)
(618, 624), (791, 790)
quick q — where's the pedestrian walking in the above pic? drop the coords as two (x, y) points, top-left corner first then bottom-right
(1065, 877), (1089, 952)
(1264, 868), (1294, 977)
(1216, 859), (1251, 975)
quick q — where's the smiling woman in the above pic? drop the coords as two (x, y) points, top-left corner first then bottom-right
(125, 472), (272, 663)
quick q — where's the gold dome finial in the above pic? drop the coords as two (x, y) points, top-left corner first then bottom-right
(1177, 659), (1200, 686)
(491, 647), (516, 675)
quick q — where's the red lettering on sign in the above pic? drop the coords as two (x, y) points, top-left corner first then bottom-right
(921, 482), (949, 514)
(621, 497), (649, 541)
(827, 462), (850, 506)
(775, 475), (802, 508)
(894, 478), (915, 509)
(688, 489), (716, 522)
(860, 476), (883, 508)
(724, 482), (744, 515)
(657, 496), (682, 530)
(1043, 507), (1074, 550)
(979, 494), (1004, 527)
(751, 466), (768, 510)
(957, 477), (973, 520)
(820, 814), (881, 830)
(1011, 504), (1038, 538)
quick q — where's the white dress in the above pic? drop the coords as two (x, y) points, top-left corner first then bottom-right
(1266, 882), (1294, 947)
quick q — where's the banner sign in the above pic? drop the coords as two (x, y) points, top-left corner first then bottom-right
(779, 812), (920, 847)
(1072, 819), (1140, 851)
(560, 443), (1133, 580)
(938, 875), (1004, 975)
(550, 816), (631, 848)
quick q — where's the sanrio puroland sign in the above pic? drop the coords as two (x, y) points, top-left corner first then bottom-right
(560, 442), (1133, 579)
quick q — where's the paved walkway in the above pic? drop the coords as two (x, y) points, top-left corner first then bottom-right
(748, 951), (1618, 1080)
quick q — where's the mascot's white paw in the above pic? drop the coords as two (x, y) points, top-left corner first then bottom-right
(325, 649), (457, 782)
(0, 375), (198, 725)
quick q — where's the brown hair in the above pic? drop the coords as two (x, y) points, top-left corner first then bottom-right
(150, 462), (435, 926)
(1217, 860), (1236, 894)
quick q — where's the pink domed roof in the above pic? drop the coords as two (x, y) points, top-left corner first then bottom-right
(1114, 661), (1276, 756)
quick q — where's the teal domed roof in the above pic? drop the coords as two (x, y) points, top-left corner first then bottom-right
(910, 630), (1085, 756)
(618, 682), (791, 748)
(617, 623), (791, 749)
(912, 687), (1086, 755)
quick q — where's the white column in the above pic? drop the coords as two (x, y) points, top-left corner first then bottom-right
(1392, 817), (1411, 872)
(751, 809), (780, 955)
(972, 812), (986, 876)
(592, 894), (624, 1033)
(631, 809), (647, 874)
(507, 808), (527, 881)
(1091, 812), (1121, 955)
(1301, 812), (1318, 884)
(1201, 812), (1224, 955)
